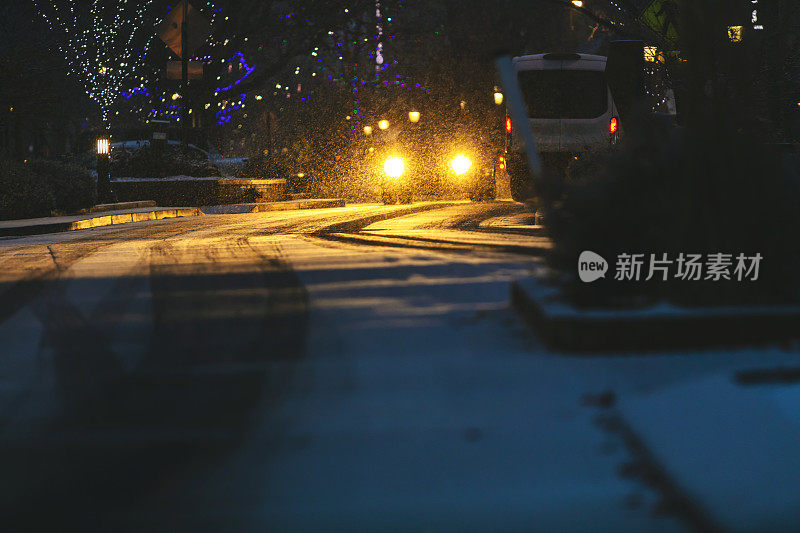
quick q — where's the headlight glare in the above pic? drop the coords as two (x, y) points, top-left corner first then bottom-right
(450, 155), (472, 176)
(384, 157), (405, 178)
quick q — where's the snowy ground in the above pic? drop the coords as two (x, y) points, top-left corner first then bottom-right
(0, 202), (797, 531)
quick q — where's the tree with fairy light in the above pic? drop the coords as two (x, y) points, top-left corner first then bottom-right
(33, 0), (163, 124)
(124, 1), (221, 137)
(1, 2), (91, 159)
(206, 0), (431, 190)
(207, 0), (398, 128)
(34, 0), (225, 130)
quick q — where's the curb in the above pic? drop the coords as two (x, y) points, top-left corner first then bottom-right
(0, 208), (203, 238)
(511, 278), (800, 353)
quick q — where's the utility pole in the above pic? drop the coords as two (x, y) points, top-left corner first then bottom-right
(157, 1), (210, 146)
(266, 111), (273, 179)
(181, 0), (189, 147)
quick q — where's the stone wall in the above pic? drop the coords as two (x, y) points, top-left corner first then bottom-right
(111, 178), (287, 206)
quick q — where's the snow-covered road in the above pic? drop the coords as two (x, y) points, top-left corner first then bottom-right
(0, 201), (797, 531)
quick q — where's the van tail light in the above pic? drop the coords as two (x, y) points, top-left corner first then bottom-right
(505, 117), (512, 133)
(609, 117), (618, 134)
(498, 155), (506, 170)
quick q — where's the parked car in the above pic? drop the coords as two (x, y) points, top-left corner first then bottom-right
(505, 52), (622, 202)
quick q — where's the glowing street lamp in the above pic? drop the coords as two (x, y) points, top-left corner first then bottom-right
(96, 138), (110, 155)
(363, 125), (373, 136)
(408, 110), (420, 123)
(96, 136), (111, 202)
(493, 86), (504, 105)
(378, 119), (390, 130)
(384, 157), (404, 178)
(572, 0), (583, 7)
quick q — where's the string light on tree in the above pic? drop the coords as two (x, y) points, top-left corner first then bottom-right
(37, 0), (221, 124)
(35, 0), (157, 123)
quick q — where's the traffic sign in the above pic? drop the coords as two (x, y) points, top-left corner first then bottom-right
(640, 0), (680, 46)
(156, 1), (211, 59)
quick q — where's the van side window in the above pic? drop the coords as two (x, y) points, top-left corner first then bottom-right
(518, 70), (608, 119)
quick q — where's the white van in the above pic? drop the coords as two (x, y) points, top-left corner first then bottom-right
(506, 52), (621, 201)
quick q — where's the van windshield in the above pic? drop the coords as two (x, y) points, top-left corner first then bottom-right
(518, 69), (608, 119)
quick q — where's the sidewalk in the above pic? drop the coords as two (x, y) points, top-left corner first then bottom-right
(0, 206), (203, 237)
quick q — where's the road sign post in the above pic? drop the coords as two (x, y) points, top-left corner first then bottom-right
(157, 1), (211, 148)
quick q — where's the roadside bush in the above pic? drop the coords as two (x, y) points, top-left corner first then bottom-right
(27, 159), (96, 214)
(0, 159), (97, 220)
(0, 160), (53, 220)
(112, 145), (219, 178)
(547, 115), (800, 307)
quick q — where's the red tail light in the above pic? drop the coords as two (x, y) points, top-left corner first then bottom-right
(609, 117), (618, 134)
(505, 117), (512, 133)
(498, 156), (506, 170)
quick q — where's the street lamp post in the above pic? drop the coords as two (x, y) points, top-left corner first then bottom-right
(96, 137), (111, 203)
(570, 0), (583, 30)
(493, 87), (504, 106)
